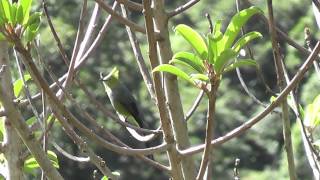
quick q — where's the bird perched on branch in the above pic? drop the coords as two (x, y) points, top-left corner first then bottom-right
(100, 67), (144, 128)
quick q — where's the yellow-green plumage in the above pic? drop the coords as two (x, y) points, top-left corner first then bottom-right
(100, 67), (144, 128)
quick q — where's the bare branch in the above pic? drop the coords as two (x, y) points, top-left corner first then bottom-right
(116, 0), (143, 11)
(185, 90), (204, 121)
(168, 0), (200, 18)
(95, 0), (145, 33)
(0, 67), (63, 180)
(42, 0), (70, 65)
(180, 42), (320, 156)
(143, 0), (183, 179)
(120, 5), (156, 101)
(267, 1), (297, 179)
(52, 142), (90, 162)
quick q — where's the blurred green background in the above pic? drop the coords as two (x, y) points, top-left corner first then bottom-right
(22, 0), (320, 179)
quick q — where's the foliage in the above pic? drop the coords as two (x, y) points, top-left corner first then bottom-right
(153, 7), (262, 89)
(0, 0), (41, 45)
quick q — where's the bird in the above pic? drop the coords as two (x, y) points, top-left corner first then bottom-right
(100, 67), (144, 128)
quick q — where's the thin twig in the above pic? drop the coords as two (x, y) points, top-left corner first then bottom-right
(116, 0), (143, 11)
(42, 0), (69, 65)
(168, 0), (200, 18)
(179, 42), (320, 156)
(120, 5), (156, 102)
(267, 1), (297, 179)
(13, 35), (167, 157)
(95, 0), (145, 33)
(185, 90), (204, 121)
(52, 142), (90, 162)
(56, 0), (89, 99)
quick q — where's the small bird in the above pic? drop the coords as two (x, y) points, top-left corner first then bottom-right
(100, 67), (144, 128)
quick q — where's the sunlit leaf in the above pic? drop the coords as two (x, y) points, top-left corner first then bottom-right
(20, 0), (32, 24)
(153, 64), (195, 85)
(16, 4), (23, 24)
(304, 94), (320, 129)
(175, 24), (208, 59)
(190, 73), (209, 82)
(0, 117), (4, 142)
(26, 116), (36, 126)
(101, 176), (108, 180)
(232, 31), (262, 53)
(222, 6), (263, 50)
(170, 52), (204, 73)
(214, 48), (238, 74)
(24, 151), (59, 174)
(223, 59), (257, 72)
(10, 3), (17, 25)
(0, 0), (11, 23)
(13, 74), (31, 97)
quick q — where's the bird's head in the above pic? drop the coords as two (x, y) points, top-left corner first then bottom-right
(100, 67), (120, 88)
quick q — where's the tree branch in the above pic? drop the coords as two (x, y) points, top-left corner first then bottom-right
(185, 90), (204, 121)
(116, 0), (143, 11)
(121, 5), (156, 101)
(168, 0), (200, 18)
(143, 0), (183, 179)
(179, 42), (320, 156)
(0, 67), (63, 180)
(95, 0), (145, 33)
(267, 1), (297, 179)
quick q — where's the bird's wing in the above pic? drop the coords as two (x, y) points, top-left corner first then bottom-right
(117, 86), (144, 128)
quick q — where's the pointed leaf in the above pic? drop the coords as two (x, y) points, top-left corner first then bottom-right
(190, 73), (209, 82)
(0, 0), (11, 23)
(13, 74), (31, 97)
(175, 24), (208, 59)
(16, 4), (23, 24)
(21, 0), (32, 25)
(153, 64), (195, 85)
(170, 52), (204, 73)
(223, 59), (257, 73)
(233, 31), (262, 53)
(10, 3), (17, 25)
(214, 49), (238, 74)
(222, 6), (263, 49)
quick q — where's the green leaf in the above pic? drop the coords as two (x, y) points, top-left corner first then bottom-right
(0, 0), (11, 23)
(24, 12), (41, 42)
(221, 6), (263, 50)
(175, 24), (208, 60)
(26, 12), (41, 27)
(207, 34), (216, 64)
(16, 4), (23, 24)
(20, 0), (32, 25)
(190, 73), (209, 82)
(170, 52), (205, 73)
(305, 94), (320, 128)
(0, 117), (4, 142)
(223, 59), (257, 73)
(214, 48), (238, 74)
(26, 116), (36, 126)
(47, 150), (59, 168)
(232, 31), (262, 53)
(10, 3), (17, 25)
(153, 64), (195, 85)
(13, 74), (31, 97)
(101, 176), (108, 180)
(0, 33), (5, 41)
(24, 151), (59, 173)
